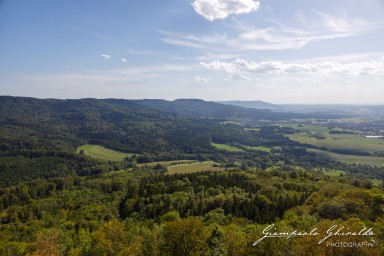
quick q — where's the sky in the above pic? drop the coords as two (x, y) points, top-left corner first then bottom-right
(1, 0), (384, 104)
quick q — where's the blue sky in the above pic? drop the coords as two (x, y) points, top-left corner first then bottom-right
(1, 0), (384, 104)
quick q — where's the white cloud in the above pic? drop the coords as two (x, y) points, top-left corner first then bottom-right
(200, 60), (238, 73)
(101, 54), (111, 60)
(6, 55), (384, 104)
(121, 58), (127, 62)
(191, 0), (260, 21)
(194, 76), (210, 83)
(199, 60), (250, 80)
(200, 56), (384, 77)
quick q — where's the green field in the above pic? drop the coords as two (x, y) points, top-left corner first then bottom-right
(285, 125), (384, 154)
(137, 160), (193, 167)
(288, 133), (384, 153)
(76, 144), (133, 161)
(284, 124), (330, 133)
(244, 128), (260, 131)
(211, 143), (243, 152)
(243, 145), (271, 152)
(167, 161), (224, 174)
(221, 121), (241, 125)
(309, 148), (384, 167)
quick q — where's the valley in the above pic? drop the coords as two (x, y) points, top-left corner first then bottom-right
(0, 96), (383, 255)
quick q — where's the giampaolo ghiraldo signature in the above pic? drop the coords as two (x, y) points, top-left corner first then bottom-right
(253, 224), (375, 246)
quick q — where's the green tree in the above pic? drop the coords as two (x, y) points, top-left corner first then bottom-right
(161, 217), (209, 256)
(92, 219), (126, 256)
(69, 228), (92, 256)
(161, 211), (180, 222)
(207, 225), (227, 256)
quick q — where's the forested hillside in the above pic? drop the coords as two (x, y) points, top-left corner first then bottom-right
(132, 99), (297, 119)
(0, 96), (298, 154)
(0, 96), (313, 186)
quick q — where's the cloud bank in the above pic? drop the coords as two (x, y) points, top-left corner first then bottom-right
(200, 56), (384, 77)
(192, 0), (260, 21)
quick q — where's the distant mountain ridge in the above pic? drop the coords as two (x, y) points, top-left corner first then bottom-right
(0, 96), (296, 122)
(132, 98), (295, 120)
(216, 100), (280, 110)
(216, 100), (384, 116)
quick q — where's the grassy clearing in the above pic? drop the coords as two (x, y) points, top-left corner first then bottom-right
(211, 143), (243, 152)
(137, 160), (193, 167)
(221, 121), (241, 125)
(243, 145), (271, 152)
(309, 148), (384, 167)
(167, 161), (224, 174)
(321, 169), (346, 177)
(76, 144), (133, 161)
(284, 124), (330, 133)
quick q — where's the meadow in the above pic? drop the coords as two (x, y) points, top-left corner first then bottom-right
(76, 144), (132, 161)
(243, 145), (271, 152)
(284, 124), (384, 154)
(308, 148), (384, 167)
(166, 161), (224, 174)
(211, 142), (275, 153)
(137, 160), (193, 167)
(75, 146), (223, 174)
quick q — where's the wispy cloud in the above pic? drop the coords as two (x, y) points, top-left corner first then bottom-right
(160, 30), (227, 49)
(121, 58), (127, 62)
(191, 0), (260, 21)
(162, 11), (382, 51)
(297, 10), (373, 34)
(196, 53), (238, 61)
(101, 54), (111, 60)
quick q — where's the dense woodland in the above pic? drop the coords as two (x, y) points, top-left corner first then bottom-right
(0, 96), (383, 255)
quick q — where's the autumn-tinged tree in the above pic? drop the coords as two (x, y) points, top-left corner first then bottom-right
(92, 219), (127, 256)
(29, 229), (65, 256)
(160, 217), (210, 256)
(222, 225), (247, 256)
(91, 219), (144, 256)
